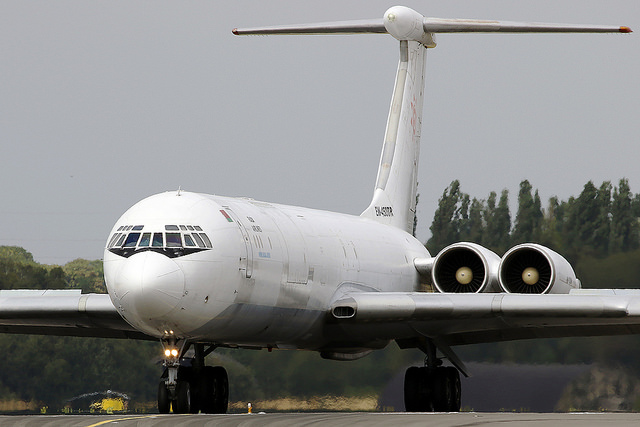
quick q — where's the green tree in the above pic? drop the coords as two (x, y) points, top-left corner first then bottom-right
(0, 247), (37, 265)
(459, 197), (484, 243)
(539, 196), (565, 251)
(483, 189), (511, 254)
(564, 181), (611, 258)
(512, 180), (543, 244)
(610, 178), (639, 254)
(63, 259), (106, 293)
(594, 181), (613, 255)
(427, 180), (462, 253)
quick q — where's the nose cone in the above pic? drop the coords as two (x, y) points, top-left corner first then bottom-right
(113, 251), (185, 320)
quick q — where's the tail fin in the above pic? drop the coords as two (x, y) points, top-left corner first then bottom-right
(359, 36), (426, 233)
(233, 6), (631, 234)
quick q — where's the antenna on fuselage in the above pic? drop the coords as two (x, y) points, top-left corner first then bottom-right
(233, 6), (631, 234)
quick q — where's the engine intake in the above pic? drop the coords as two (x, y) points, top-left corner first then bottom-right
(432, 242), (500, 293)
(499, 243), (580, 294)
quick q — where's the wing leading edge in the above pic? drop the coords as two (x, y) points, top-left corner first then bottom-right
(330, 290), (640, 347)
(0, 290), (154, 340)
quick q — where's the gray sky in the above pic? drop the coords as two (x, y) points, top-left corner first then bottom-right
(1, 1), (639, 264)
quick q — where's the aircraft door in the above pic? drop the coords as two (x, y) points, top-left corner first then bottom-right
(222, 207), (253, 278)
(268, 209), (308, 285)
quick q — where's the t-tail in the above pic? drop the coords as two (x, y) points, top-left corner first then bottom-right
(233, 5), (631, 234)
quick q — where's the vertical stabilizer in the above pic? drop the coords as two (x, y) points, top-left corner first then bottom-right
(360, 37), (426, 233)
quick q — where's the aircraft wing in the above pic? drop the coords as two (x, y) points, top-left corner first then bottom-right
(330, 290), (640, 347)
(0, 290), (154, 340)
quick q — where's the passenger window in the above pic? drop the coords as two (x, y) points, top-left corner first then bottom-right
(192, 233), (205, 248)
(184, 234), (196, 247)
(166, 233), (182, 247)
(179, 225), (187, 231)
(199, 233), (212, 248)
(139, 233), (151, 247)
(124, 233), (141, 247)
(187, 226), (194, 231)
(165, 225), (179, 231)
(152, 233), (164, 247)
(133, 225), (144, 231)
(194, 226), (202, 231)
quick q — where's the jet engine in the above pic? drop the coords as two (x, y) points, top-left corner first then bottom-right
(499, 243), (581, 294)
(432, 242), (501, 293)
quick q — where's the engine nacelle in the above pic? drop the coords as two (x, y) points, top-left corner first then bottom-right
(499, 243), (581, 294)
(432, 242), (501, 293)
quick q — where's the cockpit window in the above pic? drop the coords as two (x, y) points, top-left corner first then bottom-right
(199, 233), (213, 248)
(152, 233), (164, 247)
(166, 233), (182, 248)
(108, 233), (121, 248)
(183, 234), (196, 247)
(139, 232), (151, 247)
(115, 234), (127, 247)
(192, 233), (205, 248)
(108, 224), (212, 255)
(124, 233), (141, 247)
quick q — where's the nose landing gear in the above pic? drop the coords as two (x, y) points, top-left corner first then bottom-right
(157, 339), (229, 414)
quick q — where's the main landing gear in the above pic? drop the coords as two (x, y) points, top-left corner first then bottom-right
(403, 339), (461, 412)
(157, 340), (229, 414)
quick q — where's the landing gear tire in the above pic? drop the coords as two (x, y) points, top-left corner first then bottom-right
(191, 366), (228, 414)
(445, 366), (461, 412)
(431, 369), (452, 412)
(179, 367), (201, 414)
(404, 366), (430, 411)
(212, 366), (229, 414)
(404, 366), (461, 412)
(173, 380), (191, 414)
(158, 381), (170, 414)
(199, 366), (216, 413)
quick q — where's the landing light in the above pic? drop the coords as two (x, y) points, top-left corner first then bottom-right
(164, 348), (179, 358)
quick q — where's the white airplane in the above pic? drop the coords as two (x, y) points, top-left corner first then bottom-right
(0, 5), (635, 414)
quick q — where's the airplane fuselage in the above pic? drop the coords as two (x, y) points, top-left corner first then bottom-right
(103, 191), (429, 352)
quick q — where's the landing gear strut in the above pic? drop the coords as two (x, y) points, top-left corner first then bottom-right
(403, 339), (461, 412)
(157, 340), (229, 414)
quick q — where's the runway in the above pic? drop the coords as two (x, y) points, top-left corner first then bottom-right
(0, 412), (639, 427)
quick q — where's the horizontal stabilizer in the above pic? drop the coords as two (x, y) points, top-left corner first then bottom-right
(421, 18), (631, 34)
(233, 6), (631, 44)
(233, 19), (386, 35)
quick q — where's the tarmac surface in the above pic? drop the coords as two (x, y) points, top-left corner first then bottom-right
(1, 412), (640, 427)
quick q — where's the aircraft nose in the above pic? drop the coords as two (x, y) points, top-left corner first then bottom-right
(114, 251), (185, 319)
